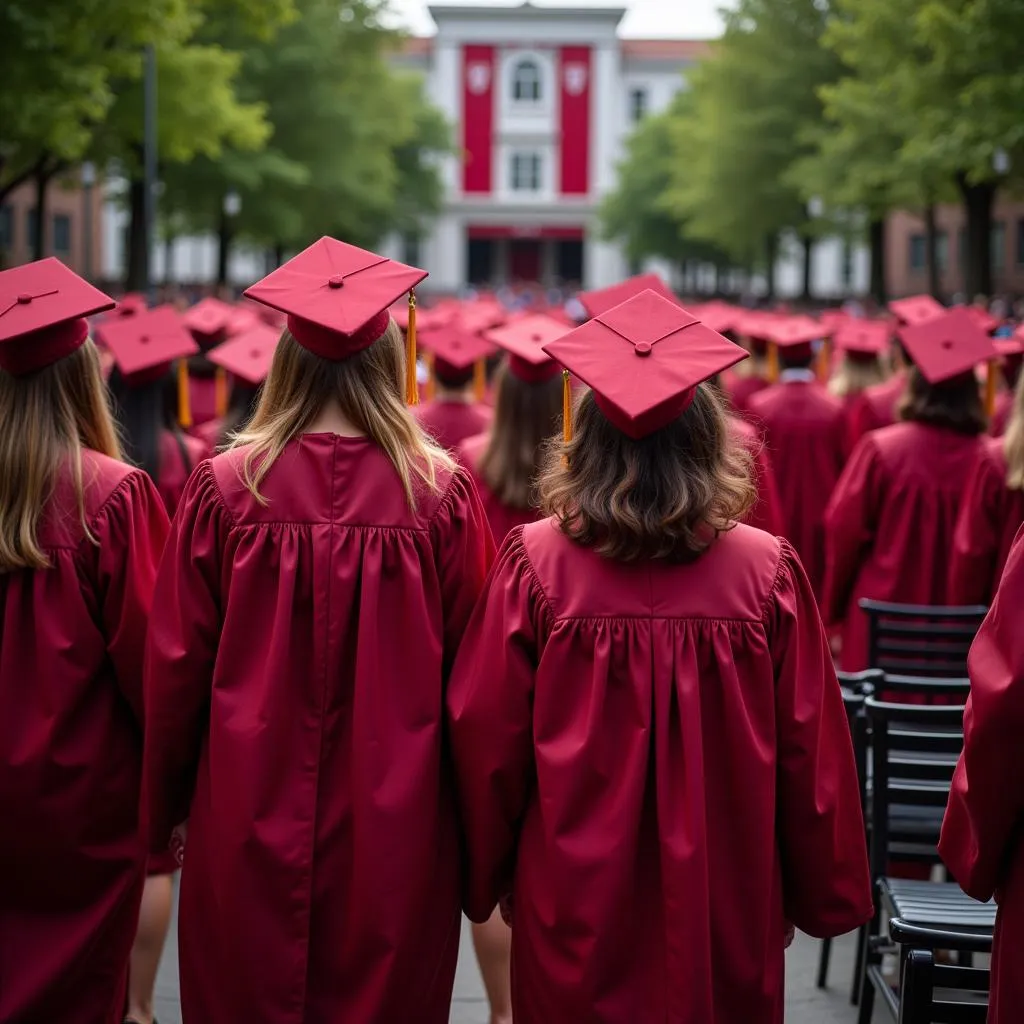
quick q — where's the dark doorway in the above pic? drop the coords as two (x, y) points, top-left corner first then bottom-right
(556, 239), (584, 285)
(509, 239), (542, 282)
(467, 238), (494, 285)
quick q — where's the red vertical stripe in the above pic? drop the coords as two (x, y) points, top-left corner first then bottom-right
(559, 46), (591, 195)
(462, 45), (494, 194)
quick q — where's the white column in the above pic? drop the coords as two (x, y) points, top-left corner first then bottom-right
(592, 41), (621, 197)
(584, 223), (626, 289)
(494, 238), (509, 284)
(425, 214), (464, 292)
(432, 41), (461, 197)
(541, 239), (557, 285)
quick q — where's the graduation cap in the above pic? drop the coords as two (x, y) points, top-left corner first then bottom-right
(207, 323), (280, 387)
(958, 304), (1000, 335)
(95, 305), (198, 386)
(832, 320), (891, 358)
(244, 236), (428, 404)
(689, 300), (738, 335)
(578, 272), (681, 320)
(226, 305), (261, 337)
(542, 289), (747, 440)
(112, 293), (148, 318)
(183, 297), (236, 346)
(417, 326), (496, 401)
(484, 313), (567, 383)
(0, 257), (115, 376)
(764, 316), (828, 382)
(889, 294), (945, 326)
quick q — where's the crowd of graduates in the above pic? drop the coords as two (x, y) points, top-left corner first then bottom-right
(0, 242), (1022, 1024)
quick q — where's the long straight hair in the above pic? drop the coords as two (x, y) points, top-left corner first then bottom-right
(0, 340), (123, 572)
(1003, 371), (1024, 490)
(230, 320), (454, 508)
(828, 355), (886, 399)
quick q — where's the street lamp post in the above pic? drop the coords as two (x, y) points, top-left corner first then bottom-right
(80, 162), (95, 280)
(219, 190), (241, 288)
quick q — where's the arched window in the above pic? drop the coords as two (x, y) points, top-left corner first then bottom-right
(512, 58), (542, 102)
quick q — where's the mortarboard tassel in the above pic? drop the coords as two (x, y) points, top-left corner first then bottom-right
(177, 360), (192, 428)
(424, 352), (436, 401)
(766, 342), (780, 384)
(474, 359), (486, 402)
(985, 359), (999, 418)
(215, 366), (229, 419)
(816, 339), (831, 383)
(563, 369), (572, 444)
(406, 289), (419, 406)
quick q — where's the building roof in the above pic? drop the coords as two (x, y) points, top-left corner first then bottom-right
(396, 35), (711, 61)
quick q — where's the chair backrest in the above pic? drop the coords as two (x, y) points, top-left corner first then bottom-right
(840, 686), (869, 819)
(892, 920), (991, 1024)
(865, 698), (965, 878)
(880, 673), (971, 704)
(861, 600), (988, 678)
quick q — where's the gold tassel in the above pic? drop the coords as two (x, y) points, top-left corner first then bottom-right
(985, 359), (999, 418)
(215, 366), (229, 418)
(816, 339), (831, 383)
(177, 360), (192, 428)
(406, 289), (418, 406)
(473, 359), (486, 402)
(562, 370), (572, 443)
(766, 342), (780, 383)
(424, 352), (436, 401)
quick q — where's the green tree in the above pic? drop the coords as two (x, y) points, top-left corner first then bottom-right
(661, 0), (841, 300)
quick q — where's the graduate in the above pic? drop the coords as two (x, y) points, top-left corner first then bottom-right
(0, 259), (169, 1024)
(99, 305), (208, 518)
(724, 311), (777, 416)
(447, 289), (872, 1024)
(459, 313), (567, 545)
(949, 369), (1024, 605)
(143, 237), (494, 1024)
(747, 317), (846, 599)
(727, 410), (785, 536)
(181, 296), (235, 428)
(990, 335), (1024, 436)
(823, 306), (994, 670)
(939, 529), (1024, 1024)
(828, 320), (890, 455)
(413, 324), (495, 450)
(202, 320), (280, 449)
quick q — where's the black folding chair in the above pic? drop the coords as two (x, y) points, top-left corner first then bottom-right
(857, 699), (995, 1024)
(890, 919), (991, 1024)
(861, 600), (988, 678)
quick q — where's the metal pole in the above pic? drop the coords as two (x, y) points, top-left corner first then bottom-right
(143, 43), (158, 305)
(81, 163), (95, 280)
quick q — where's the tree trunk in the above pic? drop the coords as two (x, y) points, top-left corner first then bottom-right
(714, 263), (722, 295)
(764, 234), (777, 302)
(957, 173), (995, 300)
(32, 167), (49, 261)
(868, 217), (887, 307)
(217, 208), (232, 286)
(923, 203), (941, 301)
(273, 244), (284, 269)
(125, 176), (149, 291)
(801, 234), (814, 302)
(164, 234), (175, 284)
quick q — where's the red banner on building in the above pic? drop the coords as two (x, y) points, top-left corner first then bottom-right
(559, 46), (591, 195)
(462, 45), (494, 194)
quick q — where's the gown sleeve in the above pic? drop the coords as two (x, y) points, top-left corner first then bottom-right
(430, 468), (497, 676)
(949, 446), (1003, 606)
(749, 442), (784, 536)
(940, 528), (1024, 901)
(821, 435), (883, 628)
(446, 530), (548, 923)
(94, 469), (171, 724)
(143, 462), (230, 849)
(767, 540), (873, 937)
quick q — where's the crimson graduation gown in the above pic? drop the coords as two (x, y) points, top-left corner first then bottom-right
(447, 521), (872, 1024)
(458, 431), (543, 545)
(748, 379), (846, 598)
(415, 398), (493, 452)
(0, 455), (168, 1023)
(730, 415), (784, 536)
(940, 528), (1024, 1024)
(144, 434), (495, 1024)
(949, 437), (1024, 606)
(157, 429), (208, 519)
(823, 422), (985, 670)
(845, 371), (906, 448)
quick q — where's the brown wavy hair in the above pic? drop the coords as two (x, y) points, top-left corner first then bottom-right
(0, 340), (123, 572)
(478, 362), (564, 509)
(897, 366), (987, 436)
(230, 320), (454, 508)
(538, 383), (756, 562)
(1003, 371), (1024, 490)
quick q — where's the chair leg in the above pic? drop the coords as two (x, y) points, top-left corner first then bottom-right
(851, 922), (867, 1005)
(857, 966), (877, 1024)
(816, 937), (832, 989)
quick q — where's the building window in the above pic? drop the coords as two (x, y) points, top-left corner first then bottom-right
(510, 151), (542, 192)
(512, 58), (541, 102)
(935, 230), (948, 272)
(26, 208), (39, 254)
(991, 220), (1006, 271)
(629, 87), (648, 124)
(841, 238), (854, 288)
(908, 233), (926, 271)
(401, 231), (421, 269)
(53, 213), (71, 256)
(0, 205), (12, 254)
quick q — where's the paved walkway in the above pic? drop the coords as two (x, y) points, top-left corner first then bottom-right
(155, 882), (882, 1022)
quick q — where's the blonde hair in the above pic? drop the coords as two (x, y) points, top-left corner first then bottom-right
(0, 340), (123, 572)
(1003, 371), (1024, 490)
(230, 321), (454, 507)
(828, 354), (887, 399)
